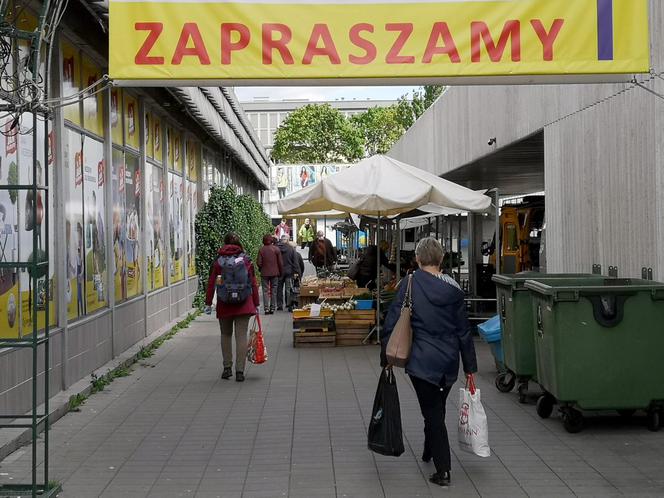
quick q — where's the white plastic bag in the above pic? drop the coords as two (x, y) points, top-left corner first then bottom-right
(458, 376), (490, 457)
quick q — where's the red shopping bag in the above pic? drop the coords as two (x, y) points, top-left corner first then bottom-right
(247, 314), (268, 364)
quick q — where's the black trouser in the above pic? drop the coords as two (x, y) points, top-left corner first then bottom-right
(276, 275), (292, 309)
(410, 375), (452, 474)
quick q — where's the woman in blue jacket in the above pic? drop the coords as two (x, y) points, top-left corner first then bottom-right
(381, 237), (477, 487)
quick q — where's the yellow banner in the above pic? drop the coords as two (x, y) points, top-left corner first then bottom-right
(109, 0), (649, 83)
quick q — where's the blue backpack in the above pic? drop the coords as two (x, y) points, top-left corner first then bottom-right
(216, 253), (252, 304)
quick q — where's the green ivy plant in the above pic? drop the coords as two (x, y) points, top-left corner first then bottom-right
(194, 185), (272, 307)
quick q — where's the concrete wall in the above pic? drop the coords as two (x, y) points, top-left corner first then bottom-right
(389, 1), (663, 280)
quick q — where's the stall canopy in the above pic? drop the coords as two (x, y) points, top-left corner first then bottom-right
(277, 155), (492, 215)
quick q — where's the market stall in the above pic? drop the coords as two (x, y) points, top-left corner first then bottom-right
(279, 154), (493, 345)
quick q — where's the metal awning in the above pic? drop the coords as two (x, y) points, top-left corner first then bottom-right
(443, 131), (544, 196)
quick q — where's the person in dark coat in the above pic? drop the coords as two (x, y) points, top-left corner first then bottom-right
(276, 235), (296, 311)
(355, 244), (396, 289)
(205, 232), (260, 382)
(257, 234), (283, 314)
(380, 237), (477, 487)
(309, 230), (336, 271)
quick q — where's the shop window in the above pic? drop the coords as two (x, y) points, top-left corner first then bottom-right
(62, 40), (81, 126)
(146, 162), (165, 291)
(82, 136), (107, 313)
(124, 93), (140, 151)
(124, 153), (142, 297)
(153, 116), (162, 163)
(82, 55), (104, 138)
(111, 88), (123, 145)
(186, 180), (197, 277)
(186, 138), (200, 182)
(169, 172), (184, 282)
(111, 148), (127, 302)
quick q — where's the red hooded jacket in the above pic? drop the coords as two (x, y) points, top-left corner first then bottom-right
(205, 244), (260, 319)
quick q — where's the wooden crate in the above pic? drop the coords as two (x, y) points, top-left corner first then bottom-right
(292, 308), (334, 319)
(335, 327), (370, 346)
(299, 286), (320, 297)
(293, 330), (336, 348)
(334, 310), (376, 326)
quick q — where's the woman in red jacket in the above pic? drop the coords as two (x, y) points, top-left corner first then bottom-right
(205, 232), (260, 382)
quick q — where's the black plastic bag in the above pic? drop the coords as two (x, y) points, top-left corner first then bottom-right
(367, 367), (405, 457)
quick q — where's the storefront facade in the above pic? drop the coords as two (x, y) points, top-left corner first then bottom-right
(388, 1), (663, 282)
(0, 1), (270, 416)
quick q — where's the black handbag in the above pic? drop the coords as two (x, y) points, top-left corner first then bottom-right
(367, 367), (405, 457)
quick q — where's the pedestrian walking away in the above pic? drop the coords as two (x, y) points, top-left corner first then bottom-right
(380, 237), (478, 487)
(205, 232), (260, 382)
(276, 235), (296, 311)
(257, 233), (283, 314)
(298, 217), (315, 250)
(309, 230), (337, 273)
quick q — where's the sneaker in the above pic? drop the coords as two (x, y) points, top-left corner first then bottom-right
(429, 471), (450, 487)
(221, 367), (233, 380)
(276, 307), (283, 311)
(235, 371), (245, 382)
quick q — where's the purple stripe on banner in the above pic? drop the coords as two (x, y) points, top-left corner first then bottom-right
(597, 0), (614, 60)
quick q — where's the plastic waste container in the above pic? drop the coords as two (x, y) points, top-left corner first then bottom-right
(525, 277), (664, 433)
(492, 273), (601, 402)
(477, 315), (504, 372)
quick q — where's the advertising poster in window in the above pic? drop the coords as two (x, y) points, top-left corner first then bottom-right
(186, 139), (199, 182)
(111, 88), (123, 145)
(186, 181), (197, 277)
(168, 128), (182, 172)
(112, 148), (127, 302)
(293, 165), (317, 190)
(145, 111), (154, 160)
(169, 172), (184, 282)
(62, 41), (81, 126)
(83, 137), (107, 313)
(125, 153), (142, 297)
(82, 56), (104, 137)
(65, 129), (84, 319)
(18, 114), (56, 334)
(153, 116), (162, 163)
(124, 93), (139, 150)
(146, 163), (165, 290)
(0, 117), (20, 338)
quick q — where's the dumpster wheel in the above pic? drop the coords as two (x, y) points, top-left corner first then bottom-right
(647, 409), (661, 432)
(561, 408), (584, 433)
(517, 382), (528, 404)
(495, 371), (516, 393)
(536, 393), (555, 419)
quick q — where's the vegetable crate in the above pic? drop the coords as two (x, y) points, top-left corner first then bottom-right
(293, 317), (336, 348)
(334, 310), (376, 346)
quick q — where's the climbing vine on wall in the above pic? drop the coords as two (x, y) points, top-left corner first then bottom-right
(194, 185), (272, 306)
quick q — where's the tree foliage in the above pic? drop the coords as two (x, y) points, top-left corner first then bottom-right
(270, 89), (444, 162)
(194, 185), (272, 306)
(396, 85), (446, 131)
(350, 106), (405, 156)
(271, 104), (364, 163)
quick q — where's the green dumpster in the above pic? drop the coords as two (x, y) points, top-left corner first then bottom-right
(491, 273), (600, 402)
(525, 277), (664, 433)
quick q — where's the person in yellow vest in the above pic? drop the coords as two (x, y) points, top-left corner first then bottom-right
(298, 218), (315, 250)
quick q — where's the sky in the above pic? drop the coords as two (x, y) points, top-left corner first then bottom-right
(233, 85), (419, 103)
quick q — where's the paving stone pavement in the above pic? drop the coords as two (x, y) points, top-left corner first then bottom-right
(2, 310), (664, 498)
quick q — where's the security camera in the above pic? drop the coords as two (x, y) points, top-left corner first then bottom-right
(487, 137), (497, 146)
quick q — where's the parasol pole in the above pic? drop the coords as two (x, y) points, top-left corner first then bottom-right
(376, 211), (381, 341)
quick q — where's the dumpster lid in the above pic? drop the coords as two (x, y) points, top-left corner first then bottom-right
(524, 278), (664, 300)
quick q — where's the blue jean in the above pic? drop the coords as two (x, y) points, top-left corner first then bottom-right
(261, 276), (278, 311)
